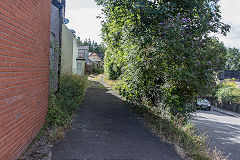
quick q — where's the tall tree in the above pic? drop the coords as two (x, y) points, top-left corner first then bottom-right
(76, 37), (83, 45)
(76, 37), (106, 55)
(205, 38), (227, 71)
(96, 0), (229, 115)
(226, 48), (240, 70)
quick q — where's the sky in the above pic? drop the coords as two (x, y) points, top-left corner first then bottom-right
(217, 0), (240, 49)
(66, 0), (240, 48)
(65, 0), (102, 43)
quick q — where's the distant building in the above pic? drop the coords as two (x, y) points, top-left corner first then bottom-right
(76, 58), (86, 76)
(61, 24), (80, 75)
(89, 52), (103, 66)
(78, 45), (89, 63)
(77, 45), (90, 75)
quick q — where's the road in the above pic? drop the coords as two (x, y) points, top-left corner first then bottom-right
(192, 110), (240, 160)
(52, 82), (182, 160)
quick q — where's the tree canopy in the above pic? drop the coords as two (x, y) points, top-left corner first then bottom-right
(76, 37), (106, 55)
(96, 0), (230, 115)
(226, 48), (240, 70)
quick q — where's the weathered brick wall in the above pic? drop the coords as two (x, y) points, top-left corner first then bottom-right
(0, 0), (51, 159)
(50, 3), (60, 92)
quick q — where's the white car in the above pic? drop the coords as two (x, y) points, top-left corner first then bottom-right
(196, 99), (211, 111)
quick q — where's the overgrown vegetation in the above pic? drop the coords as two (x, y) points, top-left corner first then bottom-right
(97, 0), (229, 116)
(215, 80), (240, 104)
(92, 65), (104, 74)
(20, 75), (88, 159)
(47, 75), (88, 128)
(96, 0), (230, 159)
(129, 104), (228, 160)
(225, 48), (240, 70)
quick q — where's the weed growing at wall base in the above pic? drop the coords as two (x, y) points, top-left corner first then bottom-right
(47, 74), (88, 128)
(20, 75), (88, 159)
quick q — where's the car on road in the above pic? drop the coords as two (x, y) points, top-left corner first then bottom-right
(196, 99), (211, 111)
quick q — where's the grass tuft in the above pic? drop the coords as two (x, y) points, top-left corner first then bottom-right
(129, 104), (228, 160)
(46, 74), (88, 128)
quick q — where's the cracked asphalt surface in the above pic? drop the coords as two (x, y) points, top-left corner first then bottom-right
(52, 83), (182, 160)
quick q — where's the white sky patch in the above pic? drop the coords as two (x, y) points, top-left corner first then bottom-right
(65, 0), (240, 47)
(65, 1), (102, 43)
(217, 0), (240, 49)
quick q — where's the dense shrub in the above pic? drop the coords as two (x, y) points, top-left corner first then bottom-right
(104, 50), (122, 80)
(92, 65), (104, 74)
(216, 80), (240, 104)
(46, 75), (88, 127)
(225, 48), (240, 70)
(97, 0), (229, 116)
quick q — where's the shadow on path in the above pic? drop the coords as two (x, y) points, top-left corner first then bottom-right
(193, 111), (240, 160)
(52, 82), (182, 160)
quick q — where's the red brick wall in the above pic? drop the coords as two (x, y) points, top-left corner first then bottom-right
(0, 0), (51, 159)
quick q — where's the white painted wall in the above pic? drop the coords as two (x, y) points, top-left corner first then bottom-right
(61, 24), (74, 74)
(72, 37), (78, 74)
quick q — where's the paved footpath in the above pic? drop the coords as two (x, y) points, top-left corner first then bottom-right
(52, 83), (182, 160)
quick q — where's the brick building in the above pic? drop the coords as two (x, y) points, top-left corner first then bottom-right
(0, 0), (51, 159)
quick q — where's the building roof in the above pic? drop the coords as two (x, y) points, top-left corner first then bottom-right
(89, 53), (104, 59)
(78, 45), (89, 50)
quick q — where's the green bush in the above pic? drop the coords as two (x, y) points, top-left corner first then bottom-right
(104, 50), (122, 80)
(92, 65), (104, 74)
(216, 80), (240, 104)
(129, 104), (225, 160)
(46, 75), (88, 127)
(98, 0), (229, 116)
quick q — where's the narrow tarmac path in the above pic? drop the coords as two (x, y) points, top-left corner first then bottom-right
(52, 82), (182, 160)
